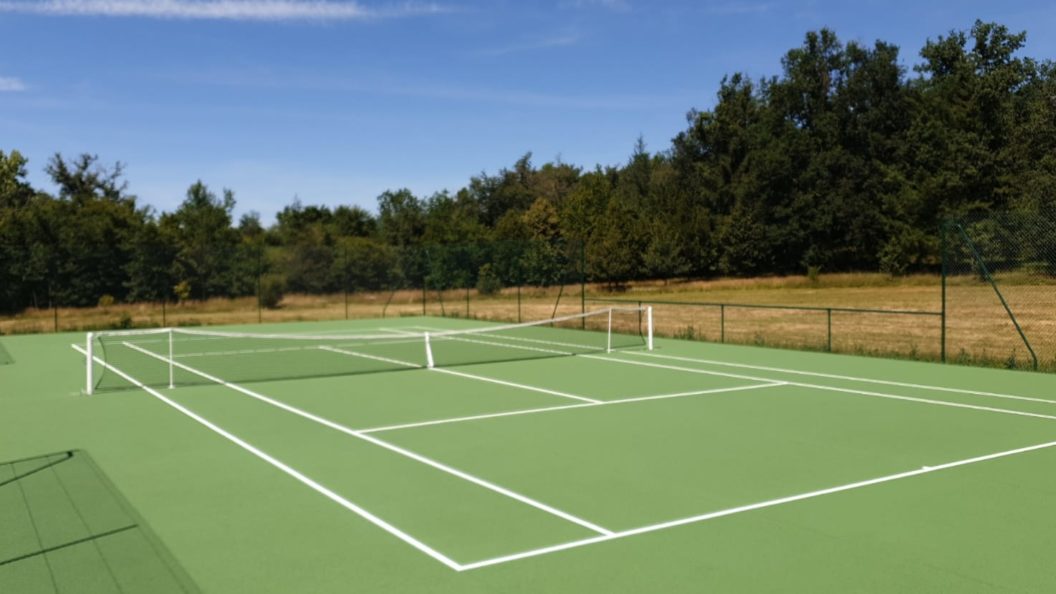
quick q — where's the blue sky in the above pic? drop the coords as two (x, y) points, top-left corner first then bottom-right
(2, 0), (1055, 222)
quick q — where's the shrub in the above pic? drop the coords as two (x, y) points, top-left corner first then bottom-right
(260, 274), (286, 310)
(806, 265), (822, 284)
(97, 294), (115, 308)
(476, 263), (503, 296)
(111, 312), (133, 330)
(173, 281), (192, 303)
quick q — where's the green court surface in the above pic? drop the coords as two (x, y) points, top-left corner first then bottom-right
(2, 313), (1056, 593)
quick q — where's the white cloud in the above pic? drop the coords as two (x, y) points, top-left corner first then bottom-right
(0, 76), (27, 91)
(0, 0), (449, 21)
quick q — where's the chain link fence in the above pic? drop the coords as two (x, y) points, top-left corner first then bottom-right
(943, 212), (1056, 370)
(0, 239), (588, 334)
(3, 213), (1054, 375)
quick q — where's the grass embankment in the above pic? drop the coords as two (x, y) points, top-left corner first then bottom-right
(2, 272), (1052, 371)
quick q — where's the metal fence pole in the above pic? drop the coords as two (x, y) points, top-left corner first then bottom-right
(343, 245), (349, 320)
(256, 250), (263, 324)
(580, 241), (586, 329)
(826, 308), (832, 352)
(720, 304), (725, 343)
(940, 221), (947, 364)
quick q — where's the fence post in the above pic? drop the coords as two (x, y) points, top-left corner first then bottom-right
(343, 244), (349, 320)
(638, 300), (643, 336)
(256, 250), (263, 324)
(580, 241), (586, 329)
(826, 308), (832, 352)
(940, 221), (947, 364)
(720, 304), (725, 343)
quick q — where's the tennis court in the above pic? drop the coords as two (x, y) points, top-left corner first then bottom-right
(3, 308), (1056, 592)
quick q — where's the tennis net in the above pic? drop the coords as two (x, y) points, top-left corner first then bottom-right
(85, 306), (652, 394)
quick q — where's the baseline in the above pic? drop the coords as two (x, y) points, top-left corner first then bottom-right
(458, 437), (1056, 571)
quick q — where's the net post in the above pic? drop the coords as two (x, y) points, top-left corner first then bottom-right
(646, 306), (654, 351)
(424, 332), (435, 368)
(86, 332), (94, 396)
(606, 309), (613, 353)
(168, 328), (175, 389)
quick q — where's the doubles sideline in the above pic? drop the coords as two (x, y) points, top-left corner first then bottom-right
(71, 343), (464, 571)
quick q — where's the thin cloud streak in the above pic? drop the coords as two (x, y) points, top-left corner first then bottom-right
(0, 0), (450, 21)
(158, 68), (699, 111)
(561, 0), (630, 12)
(476, 33), (581, 56)
(0, 76), (27, 91)
(705, 2), (773, 15)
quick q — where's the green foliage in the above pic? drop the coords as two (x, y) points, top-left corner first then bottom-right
(806, 266), (822, 284)
(476, 263), (503, 295)
(173, 281), (191, 303)
(259, 274), (285, 309)
(161, 182), (244, 300)
(1, 20), (1055, 316)
(112, 312), (134, 330)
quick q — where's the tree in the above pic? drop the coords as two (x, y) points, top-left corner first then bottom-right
(39, 154), (145, 306)
(161, 181), (241, 299)
(125, 218), (178, 302)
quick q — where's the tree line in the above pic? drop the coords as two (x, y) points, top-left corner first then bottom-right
(1, 20), (1054, 313)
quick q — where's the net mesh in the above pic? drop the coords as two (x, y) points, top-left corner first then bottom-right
(91, 307), (647, 392)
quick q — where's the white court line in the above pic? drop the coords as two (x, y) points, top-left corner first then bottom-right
(432, 367), (600, 404)
(322, 344), (600, 404)
(411, 322), (1052, 411)
(70, 344), (464, 571)
(359, 382), (786, 434)
(585, 354), (1056, 423)
(320, 345), (422, 369)
(629, 351), (1056, 406)
(81, 340), (1056, 572)
(122, 341), (613, 537)
(459, 437), (1056, 571)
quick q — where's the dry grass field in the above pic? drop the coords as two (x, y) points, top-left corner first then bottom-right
(2, 272), (1052, 371)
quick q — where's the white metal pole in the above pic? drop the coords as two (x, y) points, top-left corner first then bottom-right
(425, 332), (435, 368)
(86, 332), (94, 395)
(606, 309), (613, 353)
(647, 306), (654, 351)
(168, 328), (175, 389)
